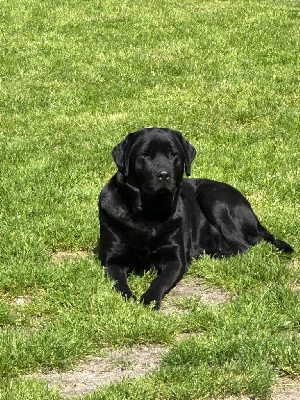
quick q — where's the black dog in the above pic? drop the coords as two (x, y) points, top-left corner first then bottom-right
(99, 127), (293, 309)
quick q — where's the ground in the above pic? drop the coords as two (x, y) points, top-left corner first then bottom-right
(34, 260), (299, 399)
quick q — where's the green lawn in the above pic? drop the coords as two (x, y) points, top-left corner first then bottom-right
(0, 0), (299, 398)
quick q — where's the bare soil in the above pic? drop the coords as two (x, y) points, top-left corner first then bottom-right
(35, 252), (299, 399)
(52, 250), (89, 264)
(38, 344), (166, 398)
(161, 278), (232, 315)
(36, 278), (231, 397)
(272, 379), (300, 400)
(37, 341), (300, 399)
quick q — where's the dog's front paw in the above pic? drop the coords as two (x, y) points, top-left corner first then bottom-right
(114, 283), (136, 301)
(140, 290), (161, 310)
(122, 291), (137, 302)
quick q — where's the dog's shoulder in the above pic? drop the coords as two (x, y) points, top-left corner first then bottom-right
(99, 174), (133, 223)
(99, 175), (119, 210)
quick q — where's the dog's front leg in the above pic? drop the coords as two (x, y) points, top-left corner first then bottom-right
(140, 260), (183, 310)
(106, 264), (136, 301)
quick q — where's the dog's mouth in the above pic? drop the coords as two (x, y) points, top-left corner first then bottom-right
(154, 177), (177, 194)
(156, 187), (171, 194)
(142, 184), (175, 198)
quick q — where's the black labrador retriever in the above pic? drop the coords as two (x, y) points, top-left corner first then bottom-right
(99, 127), (293, 309)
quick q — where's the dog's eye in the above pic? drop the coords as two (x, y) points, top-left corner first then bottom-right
(170, 152), (178, 158)
(141, 151), (150, 158)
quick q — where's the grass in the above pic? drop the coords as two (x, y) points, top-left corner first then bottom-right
(0, 0), (299, 398)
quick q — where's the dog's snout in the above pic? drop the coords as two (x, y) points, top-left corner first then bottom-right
(158, 171), (170, 181)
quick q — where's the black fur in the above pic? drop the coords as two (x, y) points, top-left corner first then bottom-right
(99, 128), (293, 309)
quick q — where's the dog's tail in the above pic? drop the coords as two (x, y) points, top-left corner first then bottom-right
(258, 223), (294, 253)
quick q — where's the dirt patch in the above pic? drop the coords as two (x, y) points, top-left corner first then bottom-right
(292, 283), (300, 293)
(161, 279), (232, 315)
(14, 296), (30, 306)
(37, 349), (300, 399)
(34, 280), (229, 397)
(289, 259), (300, 293)
(289, 259), (300, 270)
(34, 276), (298, 399)
(167, 279), (231, 304)
(37, 344), (165, 398)
(52, 250), (89, 264)
(272, 378), (300, 400)
(35, 280), (231, 397)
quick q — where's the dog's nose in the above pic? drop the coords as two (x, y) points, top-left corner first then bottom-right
(158, 171), (170, 181)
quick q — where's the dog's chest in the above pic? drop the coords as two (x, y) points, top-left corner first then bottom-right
(123, 218), (182, 270)
(129, 217), (180, 246)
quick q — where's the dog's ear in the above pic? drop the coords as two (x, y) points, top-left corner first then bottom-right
(112, 136), (130, 178)
(175, 131), (196, 176)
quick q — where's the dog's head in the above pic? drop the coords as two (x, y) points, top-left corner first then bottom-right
(112, 128), (196, 215)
